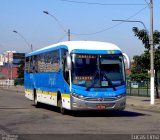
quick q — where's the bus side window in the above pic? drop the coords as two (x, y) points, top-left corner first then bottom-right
(52, 50), (60, 72)
(32, 55), (38, 73)
(29, 56), (36, 73)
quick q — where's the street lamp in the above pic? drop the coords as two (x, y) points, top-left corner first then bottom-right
(43, 11), (70, 41)
(112, 16), (155, 105)
(13, 30), (33, 52)
(112, 20), (148, 33)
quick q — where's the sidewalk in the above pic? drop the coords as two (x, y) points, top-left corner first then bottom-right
(127, 96), (160, 113)
(0, 85), (160, 112)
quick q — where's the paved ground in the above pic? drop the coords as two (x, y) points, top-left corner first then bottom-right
(0, 86), (160, 140)
(1, 85), (160, 112)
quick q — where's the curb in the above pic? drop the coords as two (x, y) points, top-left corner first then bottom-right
(127, 104), (160, 113)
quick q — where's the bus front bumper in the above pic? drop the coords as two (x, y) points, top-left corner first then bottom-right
(71, 96), (126, 111)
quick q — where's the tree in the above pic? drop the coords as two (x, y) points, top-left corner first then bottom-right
(130, 51), (150, 81)
(132, 27), (160, 98)
(17, 60), (25, 78)
(15, 60), (25, 85)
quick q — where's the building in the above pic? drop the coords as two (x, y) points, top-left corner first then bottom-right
(0, 67), (18, 79)
(0, 51), (25, 81)
(0, 51), (16, 65)
(12, 53), (25, 67)
(0, 54), (4, 66)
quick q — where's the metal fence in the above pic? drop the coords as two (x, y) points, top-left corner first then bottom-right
(127, 80), (160, 97)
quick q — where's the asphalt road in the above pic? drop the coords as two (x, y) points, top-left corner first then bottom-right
(0, 89), (160, 140)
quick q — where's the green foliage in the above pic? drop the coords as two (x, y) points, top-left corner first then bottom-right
(132, 27), (160, 50)
(132, 27), (150, 50)
(14, 78), (24, 86)
(155, 48), (160, 70)
(132, 27), (160, 73)
(132, 27), (160, 98)
(130, 54), (149, 81)
(130, 51), (150, 81)
(17, 60), (25, 78)
(130, 73), (149, 82)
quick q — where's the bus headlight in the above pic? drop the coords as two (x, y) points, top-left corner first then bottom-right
(116, 93), (126, 99)
(71, 92), (86, 100)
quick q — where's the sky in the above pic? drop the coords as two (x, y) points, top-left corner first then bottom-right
(0, 0), (160, 58)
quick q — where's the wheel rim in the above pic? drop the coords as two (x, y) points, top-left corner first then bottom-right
(34, 95), (37, 105)
(58, 99), (61, 108)
(58, 99), (65, 114)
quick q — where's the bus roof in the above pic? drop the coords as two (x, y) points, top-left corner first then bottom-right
(26, 41), (122, 56)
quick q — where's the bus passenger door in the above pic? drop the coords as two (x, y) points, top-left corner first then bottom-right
(63, 57), (70, 86)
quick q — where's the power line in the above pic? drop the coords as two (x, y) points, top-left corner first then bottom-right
(59, 0), (146, 6)
(144, 0), (150, 7)
(71, 6), (148, 36)
(55, 34), (67, 43)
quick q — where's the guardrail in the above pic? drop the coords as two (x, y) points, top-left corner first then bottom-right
(0, 79), (14, 86)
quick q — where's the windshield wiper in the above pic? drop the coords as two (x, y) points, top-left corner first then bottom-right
(101, 71), (116, 91)
(86, 71), (99, 90)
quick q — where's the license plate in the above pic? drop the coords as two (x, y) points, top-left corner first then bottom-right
(96, 105), (106, 109)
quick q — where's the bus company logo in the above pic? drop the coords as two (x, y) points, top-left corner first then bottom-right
(98, 98), (104, 101)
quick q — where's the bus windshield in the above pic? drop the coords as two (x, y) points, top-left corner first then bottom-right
(72, 54), (125, 88)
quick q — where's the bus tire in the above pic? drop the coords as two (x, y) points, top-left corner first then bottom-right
(57, 95), (65, 114)
(34, 90), (40, 108)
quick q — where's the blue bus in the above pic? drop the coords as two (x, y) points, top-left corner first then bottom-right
(25, 41), (130, 113)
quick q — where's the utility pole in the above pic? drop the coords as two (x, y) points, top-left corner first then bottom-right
(112, 1), (155, 105)
(31, 44), (33, 52)
(150, 0), (155, 105)
(7, 52), (10, 87)
(7, 52), (9, 80)
(68, 29), (71, 41)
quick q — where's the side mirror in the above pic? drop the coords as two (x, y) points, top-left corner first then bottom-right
(123, 53), (131, 69)
(66, 52), (72, 70)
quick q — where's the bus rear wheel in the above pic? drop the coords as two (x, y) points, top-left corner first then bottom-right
(34, 92), (40, 108)
(58, 98), (65, 114)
